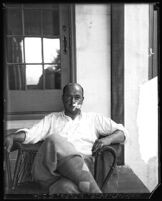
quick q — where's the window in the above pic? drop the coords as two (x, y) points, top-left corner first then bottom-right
(4, 4), (73, 117)
(6, 4), (61, 90)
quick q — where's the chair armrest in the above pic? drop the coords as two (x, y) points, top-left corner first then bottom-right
(94, 144), (120, 190)
(105, 143), (122, 157)
(14, 141), (43, 152)
(6, 129), (43, 152)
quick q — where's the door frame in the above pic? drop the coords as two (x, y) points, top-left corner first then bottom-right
(4, 4), (76, 120)
(148, 3), (159, 79)
(111, 4), (125, 165)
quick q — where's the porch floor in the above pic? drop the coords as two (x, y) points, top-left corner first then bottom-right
(6, 155), (150, 194)
(117, 165), (149, 193)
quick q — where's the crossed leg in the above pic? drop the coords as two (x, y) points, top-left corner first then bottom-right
(49, 155), (96, 194)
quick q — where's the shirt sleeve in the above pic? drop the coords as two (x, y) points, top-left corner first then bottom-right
(16, 113), (54, 144)
(110, 119), (128, 141)
(94, 113), (128, 140)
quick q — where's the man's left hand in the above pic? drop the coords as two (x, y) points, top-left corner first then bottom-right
(92, 139), (105, 156)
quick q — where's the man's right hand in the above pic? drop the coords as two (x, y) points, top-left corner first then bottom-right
(5, 135), (14, 153)
(4, 131), (26, 153)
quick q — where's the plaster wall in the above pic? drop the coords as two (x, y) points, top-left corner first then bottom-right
(124, 4), (158, 192)
(75, 4), (111, 117)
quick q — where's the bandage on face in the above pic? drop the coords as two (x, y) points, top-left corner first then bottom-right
(72, 103), (82, 111)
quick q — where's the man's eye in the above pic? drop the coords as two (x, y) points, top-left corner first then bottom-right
(75, 96), (81, 100)
(64, 96), (81, 100)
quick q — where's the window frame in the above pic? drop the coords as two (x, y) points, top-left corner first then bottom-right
(6, 5), (61, 91)
(4, 4), (76, 120)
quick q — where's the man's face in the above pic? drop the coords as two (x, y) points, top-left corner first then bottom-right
(62, 84), (84, 116)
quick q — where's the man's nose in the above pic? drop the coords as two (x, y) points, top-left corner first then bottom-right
(71, 97), (76, 104)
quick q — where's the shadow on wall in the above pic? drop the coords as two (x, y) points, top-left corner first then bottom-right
(147, 156), (158, 191)
(137, 77), (158, 192)
(125, 77), (158, 192)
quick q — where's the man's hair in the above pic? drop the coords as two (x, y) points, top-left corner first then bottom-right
(63, 83), (84, 96)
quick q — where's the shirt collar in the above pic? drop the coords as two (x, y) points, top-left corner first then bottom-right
(62, 110), (82, 121)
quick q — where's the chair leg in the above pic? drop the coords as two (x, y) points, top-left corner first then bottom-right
(4, 150), (12, 193)
(18, 152), (31, 183)
(12, 149), (22, 191)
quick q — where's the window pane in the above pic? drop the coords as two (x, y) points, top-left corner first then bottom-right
(44, 65), (61, 89)
(23, 4), (59, 9)
(7, 37), (24, 63)
(43, 38), (60, 63)
(43, 9), (59, 36)
(25, 37), (42, 63)
(26, 65), (43, 89)
(24, 9), (41, 35)
(8, 64), (25, 90)
(7, 8), (22, 35)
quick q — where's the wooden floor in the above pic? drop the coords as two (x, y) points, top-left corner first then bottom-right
(117, 166), (149, 193)
(5, 151), (150, 198)
(4, 165), (151, 199)
(6, 163), (150, 192)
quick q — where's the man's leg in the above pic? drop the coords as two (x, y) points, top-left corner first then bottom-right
(49, 177), (80, 194)
(57, 155), (102, 193)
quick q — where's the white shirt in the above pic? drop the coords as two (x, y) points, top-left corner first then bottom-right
(17, 111), (127, 155)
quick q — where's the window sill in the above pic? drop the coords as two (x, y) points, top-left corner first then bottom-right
(5, 111), (52, 121)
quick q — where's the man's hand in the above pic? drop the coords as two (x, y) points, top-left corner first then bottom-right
(4, 131), (26, 153)
(92, 130), (125, 156)
(92, 138), (109, 156)
(5, 135), (14, 153)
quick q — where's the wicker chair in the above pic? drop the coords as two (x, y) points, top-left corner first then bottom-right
(4, 130), (121, 194)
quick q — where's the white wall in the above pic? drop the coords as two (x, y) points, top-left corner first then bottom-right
(124, 4), (158, 192)
(75, 4), (111, 117)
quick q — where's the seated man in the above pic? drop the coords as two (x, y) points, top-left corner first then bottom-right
(5, 83), (127, 194)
